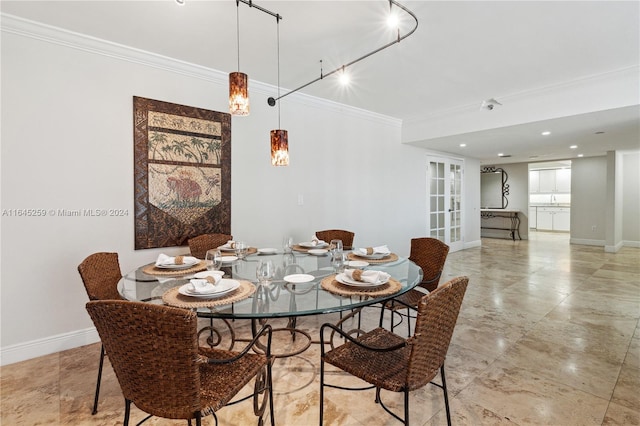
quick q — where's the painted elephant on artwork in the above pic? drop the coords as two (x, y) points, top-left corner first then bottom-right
(167, 176), (202, 206)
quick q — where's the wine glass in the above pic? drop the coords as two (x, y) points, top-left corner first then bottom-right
(205, 249), (222, 271)
(330, 239), (343, 253)
(332, 251), (347, 274)
(256, 260), (275, 286)
(283, 236), (293, 254)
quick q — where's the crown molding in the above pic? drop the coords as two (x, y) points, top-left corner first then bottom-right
(1, 13), (401, 128)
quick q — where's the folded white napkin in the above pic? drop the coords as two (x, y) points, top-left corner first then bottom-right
(355, 245), (391, 256)
(344, 269), (391, 284)
(155, 253), (198, 266)
(310, 235), (326, 246)
(188, 276), (221, 293)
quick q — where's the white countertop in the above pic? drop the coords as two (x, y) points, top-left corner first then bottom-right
(480, 209), (520, 213)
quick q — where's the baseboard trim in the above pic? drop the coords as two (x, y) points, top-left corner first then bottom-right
(605, 241), (625, 253)
(464, 240), (482, 249)
(570, 238), (605, 247)
(1, 327), (99, 366)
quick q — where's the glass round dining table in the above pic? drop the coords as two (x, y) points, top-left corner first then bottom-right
(118, 250), (423, 356)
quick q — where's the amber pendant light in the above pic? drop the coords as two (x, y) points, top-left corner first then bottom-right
(229, 2), (249, 116)
(270, 15), (289, 166)
(270, 129), (289, 166)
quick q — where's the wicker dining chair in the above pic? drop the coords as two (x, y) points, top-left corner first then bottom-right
(380, 237), (450, 334)
(77, 252), (124, 415)
(86, 300), (275, 426)
(315, 229), (355, 250)
(320, 276), (469, 426)
(188, 233), (233, 259)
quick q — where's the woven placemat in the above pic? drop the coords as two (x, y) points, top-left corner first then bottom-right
(162, 280), (256, 309)
(142, 261), (207, 276)
(321, 275), (402, 298)
(347, 252), (399, 264)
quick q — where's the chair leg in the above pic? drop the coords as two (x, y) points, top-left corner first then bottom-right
(404, 389), (410, 426)
(124, 398), (131, 426)
(268, 362), (276, 426)
(440, 365), (452, 426)
(92, 344), (105, 415)
(319, 358), (325, 425)
(406, 307), (412, 336)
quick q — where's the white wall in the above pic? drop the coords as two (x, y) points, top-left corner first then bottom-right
(1, 15), (481, 364)
(621, 151), (640, 245)
(571, 156), (607, 244)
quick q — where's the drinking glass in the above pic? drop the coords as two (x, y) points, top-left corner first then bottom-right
(256, 260), (275, 285)
(235, 241), (247, 259)
(283, 236), (293, 253)
(205, 249), (222, 271)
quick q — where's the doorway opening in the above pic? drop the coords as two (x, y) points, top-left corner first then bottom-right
(528, 160), (571, 234)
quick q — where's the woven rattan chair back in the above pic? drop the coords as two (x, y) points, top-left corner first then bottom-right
(315, 229), (355, 250)
(78, 252), (123, 301)
(86, 300), (204, 421)
(407, 276), (468, 388)
(408, 238), (450, 292)
(188, 233), (233, 259)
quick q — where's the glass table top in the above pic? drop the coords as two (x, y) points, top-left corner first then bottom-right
(118, 251), (423, 319)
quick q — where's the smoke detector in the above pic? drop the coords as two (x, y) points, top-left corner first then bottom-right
(481, 98), (502, 111)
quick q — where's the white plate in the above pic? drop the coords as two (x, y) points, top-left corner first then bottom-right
(194, 270), (225, 279)
(353, 251), (390, 260)
(348, 260), (369, 268)
(178, 279), (240, 298)
(283, 274), (315, 283)
(217, 245), (237, 252)
(257, 248), (277, 255)
(308, 249), (328, 256)
(335, 273), (388, 287)
(156, 260), (199, 269)
(299, 241), (329, 249)
(220, 256), (238, 262)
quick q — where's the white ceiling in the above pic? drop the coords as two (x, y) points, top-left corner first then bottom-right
(2, 0), (639, 164)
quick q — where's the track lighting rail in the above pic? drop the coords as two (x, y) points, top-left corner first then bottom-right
(267, 0), (418, 106)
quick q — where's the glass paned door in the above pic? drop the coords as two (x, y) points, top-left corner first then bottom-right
(427, 157), (464, 252)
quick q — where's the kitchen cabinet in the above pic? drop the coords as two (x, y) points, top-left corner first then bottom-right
(529, 207), (537, 229)
(536, 207), (570, 231)
(530, 169), (571, 193)
(529, 171), (540, 193)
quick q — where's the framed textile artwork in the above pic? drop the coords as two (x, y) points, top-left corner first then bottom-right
(133, 96), (231, 250)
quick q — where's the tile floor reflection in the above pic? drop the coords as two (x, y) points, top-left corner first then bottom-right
(2, 233), (639, 425)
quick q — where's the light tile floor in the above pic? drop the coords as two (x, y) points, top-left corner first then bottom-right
(2, 233), (639, 425)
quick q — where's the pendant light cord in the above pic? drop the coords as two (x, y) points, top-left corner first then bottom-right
(236, 2), (240, 71)
(276, 16), (281, 128)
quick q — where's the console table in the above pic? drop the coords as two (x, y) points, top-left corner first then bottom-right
(481, 209), (522, 241)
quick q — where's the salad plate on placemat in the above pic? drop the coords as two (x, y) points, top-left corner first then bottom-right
(178, 279), (240, 299)
(335, 273), (388, 287)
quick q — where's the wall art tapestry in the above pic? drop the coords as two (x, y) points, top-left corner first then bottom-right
(133, 96), (231, 250)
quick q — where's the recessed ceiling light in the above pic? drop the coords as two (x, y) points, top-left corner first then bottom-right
(570, 145), (578, 149)
(498, 153), (504, 157)
(578, 154), (584, 157)
(541, 131), (551, 136)
(459, 143), (466, 147)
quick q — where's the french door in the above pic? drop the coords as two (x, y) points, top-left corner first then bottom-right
(427, 157), (464, 252)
